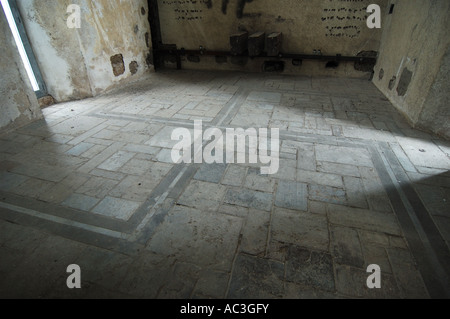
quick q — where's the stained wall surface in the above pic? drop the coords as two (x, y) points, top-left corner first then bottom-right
(17, 0), (152, 102)
(373, 0), (450, 139)
(0, 8), (42, 133)
(158, 0), (388, 77)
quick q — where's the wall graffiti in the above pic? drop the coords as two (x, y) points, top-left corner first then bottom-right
(162, 0), (210, 21)
(322, 1), (369, 38)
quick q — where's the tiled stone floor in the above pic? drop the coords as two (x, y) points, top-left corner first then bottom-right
(0, 70), (449, 299)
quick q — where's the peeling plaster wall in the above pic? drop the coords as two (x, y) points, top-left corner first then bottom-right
(159, 0), (388, 77)
(17, 0), (91, 102)
(76, 0), (152, 95)
(0, 9), (42, 133)
(17, 0), (152, 102)
(373, 0), (450, 139)
(417, 46), (450, 139)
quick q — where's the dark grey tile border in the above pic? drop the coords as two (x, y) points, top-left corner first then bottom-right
(372, 142), (450, 298)
(0, 206), (143, 257)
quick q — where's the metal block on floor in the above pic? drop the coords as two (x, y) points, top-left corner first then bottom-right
(248, 32), (265, 57)
(230, 31), (249, 56)
(266, 32), (282, 57)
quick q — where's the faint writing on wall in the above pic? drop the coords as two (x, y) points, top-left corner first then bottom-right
(162, 0), (255, 21)
(321, 0), (370, 38)
(162, 0), (210, 21)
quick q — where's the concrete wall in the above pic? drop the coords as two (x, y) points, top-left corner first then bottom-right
(17, 0), (152, 102)
(159, 0), (388, 77)
(0, 8), (42, 133)
(373, 0), (450, 139)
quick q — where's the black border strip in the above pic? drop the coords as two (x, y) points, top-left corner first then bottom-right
(370, 143), (450, 298)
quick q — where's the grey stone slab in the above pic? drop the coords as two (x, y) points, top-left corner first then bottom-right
(315, 144), (373, 167)
(155, 148), (178, 164)
(192, 269), (230, 299)
(0, 172), (29, 191)
(222, 165), (246, 187)
(330, 225), (364, 268)
(77, 142), (124, 174)
(296, 143), (316, 171)
(0, 246), (27, 279)
(297, 170), (344, 188)
(84, 137), (115, 146)
(44, 279), (135, 299)
(0, 222), (48, 254)
(361, 244), (392, 274)
(62, 193), (100, 211)
(66, 122), (109, 146)
(119, 158), (156, 176)
(343, 176), (369, 209)
(228, 254), (285, 298)
(116, 252), (173, 298)
(280, 152), (297, 160)
(308, 200), (328, 215)
(271, 208), (329, 251)
(109, 175), (158, 202)
(342, 127), (395, 142)
(177, 180), (227, 211)
(434, 215), (450, 249)
(358, 230), (390, 247)
(72, 246), (134, 291)
(0, 235), (86, 298)
(111, 132), (150, 144)
(389, 143), (417, 173)
(275, 181), (308, 211)
(386, 248), (430, 298)
(76, 176), (119, 199)
(397, 137), (450, 170)
(194, 164), (227, 183)
(10, 178), (55, 199)
(247, 91), (282, 103)
(66, 142), (95, 157)
(240, 209), (270, 256)
(38, 172), (90, 204)
(359, 166), (393, 213)
(147, 206), (242, 271)
(286, 246), (335, 292)
(122, 144), (160, 155)
(92, 197), (141, 221)
(97, 151), (135, 172)
(309, 184), (346, 205)
(89, 169), (126, 181)
(272, 165), (296, 181)
(244, 174), (276, 193)
(157, 262), (201, 299)
(51, 116), (106, 137)
(225, 189), (273, 212)
(388, 236), (408, 249)
(334, 264), (401, 298)
(408, 171), (450, 188)
(283, 282), (339, 299)
(10, 163), (71, 183)
(80, 144), (107, 159)
(317, 161), (360, 177)
(217, 204), (249, 218)
(146, 126), (193, 148)
(413, 183), (450, 218)
(327, 204), (402, 236)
